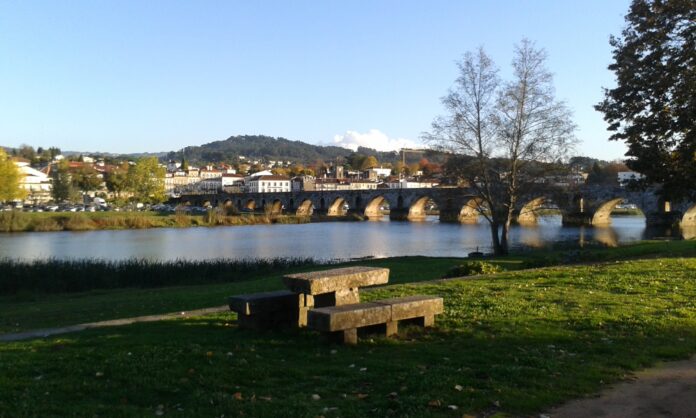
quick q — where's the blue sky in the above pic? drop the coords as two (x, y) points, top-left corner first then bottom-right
(0, 0), (631, 159)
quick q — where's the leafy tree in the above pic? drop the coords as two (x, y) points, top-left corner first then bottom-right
(393, 161), (407, 176)
(105, 162), (130, 199)
(427, 42), (576, 255)
(126, 157), (165, 204)
(0, 148), (26, 202)
(595, 0), (695, 201)
(360, 156), (379, 170)
(72, 165), (102, 192)
(48, 147), (61, 159)
(51, 160), (76, 202)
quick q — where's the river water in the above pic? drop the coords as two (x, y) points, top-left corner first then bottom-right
(0, 215), (680, 261)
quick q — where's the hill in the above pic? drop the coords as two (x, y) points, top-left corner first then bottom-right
(165, 135), (404, 165)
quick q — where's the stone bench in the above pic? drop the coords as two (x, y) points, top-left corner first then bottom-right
(228, 290), (302, 329)
(307, 295), (444, 344)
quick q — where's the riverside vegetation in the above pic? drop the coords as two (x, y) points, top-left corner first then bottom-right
(0, 209), (314, 233)
(0, 241), (695, 417)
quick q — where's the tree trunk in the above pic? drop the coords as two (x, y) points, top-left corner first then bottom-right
(490, 221), (505, 255)
(499, 221), (510, 256)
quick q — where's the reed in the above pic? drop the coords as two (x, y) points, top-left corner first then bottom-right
(0, 257), (317, 295)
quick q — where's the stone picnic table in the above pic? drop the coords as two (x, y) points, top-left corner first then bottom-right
(228, 266), (443, 344)
(283, 266), (389, 325)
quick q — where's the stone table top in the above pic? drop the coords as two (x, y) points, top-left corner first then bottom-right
(283, 266), (389, 295)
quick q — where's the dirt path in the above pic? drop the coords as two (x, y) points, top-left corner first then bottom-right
(0, 305), (229, 342)
(547, 355), (696, 417)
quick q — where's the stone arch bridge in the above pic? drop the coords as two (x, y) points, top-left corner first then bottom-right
(178, 186), (696, 228)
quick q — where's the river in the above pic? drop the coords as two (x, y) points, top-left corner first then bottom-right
(0, 215), (682, 261)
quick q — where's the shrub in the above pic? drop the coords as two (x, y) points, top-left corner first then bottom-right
(63, 214), (96, 231)
(442, 261), (502, 278)
(0, 211), (30, 232)
(30, 217), (62, 232)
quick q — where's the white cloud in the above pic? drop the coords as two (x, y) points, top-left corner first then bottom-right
(333, 129), (420, 152)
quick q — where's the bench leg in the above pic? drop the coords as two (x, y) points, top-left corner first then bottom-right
(343, 328), (358, 345)
(421, 315), (435, 327)
(385, 321), (398, 337)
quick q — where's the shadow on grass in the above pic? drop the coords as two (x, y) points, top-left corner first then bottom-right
(2, 308), (696, 418)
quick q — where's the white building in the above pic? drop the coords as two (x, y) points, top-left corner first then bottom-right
(387, 179), (439, 189)
(14, 161), (52, 203)
(366, 167), (392, 179)
(245, 175), (291, 193)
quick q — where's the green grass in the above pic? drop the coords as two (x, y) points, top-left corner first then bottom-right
(0, 257), (466, 333)
(1, 257), (695, 417)
(1, 241), (694, 334)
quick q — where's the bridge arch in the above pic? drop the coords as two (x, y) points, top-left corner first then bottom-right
(592, 198), (625, 225)
(327, 196), (349, 216)
(244, 199), (256, 211)
(407, 196), (437, 221)
(458, 198), (487, 223)
(265, 199), (283, 215)
(682, 204), (696, 227)
(517, 197), (547, 225)
(296, 199), (314, 216)
(364, 195), (388, 220)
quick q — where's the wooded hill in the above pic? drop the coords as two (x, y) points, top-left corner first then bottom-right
(165, 135), (428, 165)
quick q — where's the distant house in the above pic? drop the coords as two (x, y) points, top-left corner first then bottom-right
(14, 161), (52, 203)
(292, 175), (315, 192)
(349, 180), (378, 190)
(246, 175), (291, 193)
(365, 167), (392, 179)
(387, 178), (439, 189)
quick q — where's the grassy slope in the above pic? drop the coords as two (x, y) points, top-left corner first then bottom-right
(1, 241), (694, 334)
(1, 257), (695, 417)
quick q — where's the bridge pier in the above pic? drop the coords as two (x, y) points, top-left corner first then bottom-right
(645, 211), (682, 228)
(562, 212), (595, 226)
(389, 208), (410, 221)
(439, 209), (478, 223)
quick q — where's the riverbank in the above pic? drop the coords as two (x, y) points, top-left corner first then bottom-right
(1, 241), (694, 333)
(0, 210), (369, 233)
(0, 209), (647, 233)
(1, 243), (694, 417)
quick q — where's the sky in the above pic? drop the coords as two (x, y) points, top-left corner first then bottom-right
(0, 0), (632, 159)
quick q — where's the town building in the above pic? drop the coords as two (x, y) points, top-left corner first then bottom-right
(245, 175), (291, 193)
(387, 178), (439, 189)
(14, 161), (52, 204)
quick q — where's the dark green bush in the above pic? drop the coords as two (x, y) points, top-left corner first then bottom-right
(442, 261), (502, 278)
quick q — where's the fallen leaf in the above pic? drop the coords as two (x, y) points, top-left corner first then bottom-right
(233, 392), (243, 400)
(427, 399), (441, 407)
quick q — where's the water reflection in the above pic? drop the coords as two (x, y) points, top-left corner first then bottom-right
(0, 215), (686, 261)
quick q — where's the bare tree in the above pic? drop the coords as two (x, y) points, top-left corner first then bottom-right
(427, 40), (576, 255)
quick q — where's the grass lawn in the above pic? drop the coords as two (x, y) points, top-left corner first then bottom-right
(0, 241), (695, 417)
(1, 241), (694, 334)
